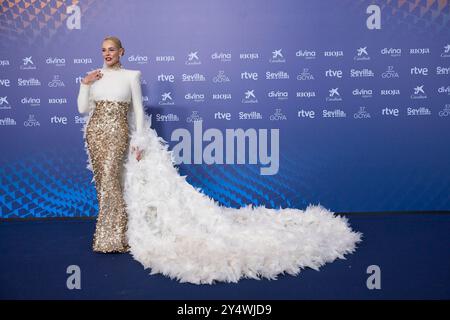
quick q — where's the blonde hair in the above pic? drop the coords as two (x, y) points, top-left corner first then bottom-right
(103, 36), (125, 56)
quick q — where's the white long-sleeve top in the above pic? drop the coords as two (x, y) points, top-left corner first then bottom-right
(77, 67), (145, 135)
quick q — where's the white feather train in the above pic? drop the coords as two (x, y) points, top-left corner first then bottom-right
(81, 112), (362, 284)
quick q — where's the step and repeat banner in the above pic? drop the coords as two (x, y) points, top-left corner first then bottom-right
(0, 0), (449, 218)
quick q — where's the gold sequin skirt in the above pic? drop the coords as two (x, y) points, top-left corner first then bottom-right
(86, 100), (130, 253)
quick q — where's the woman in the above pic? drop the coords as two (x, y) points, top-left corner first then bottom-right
(78, 36), (362, 284)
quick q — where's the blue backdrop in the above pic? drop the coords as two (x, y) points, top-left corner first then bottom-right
(0, 0), (449, 218)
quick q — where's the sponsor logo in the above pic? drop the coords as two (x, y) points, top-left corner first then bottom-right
(269, 49), (286, 63)
(381, 107), (400, 117)
(410, 85), (427, 99)
(352, 89), (373, 98)
(438, 104), (450, 117)
(325, 69), (343, 78)
(268, 90), (288, 100)
(22, 97), (41, 106)
(381, 48), (401, 57)
(0, 59), (10, 66)
(46, 57), (66, 67)
(241, 72), (258, 80)
(409, 48), (430, 55)
(49, 98), (67, 104)
(48, 75), (65, 87)
(185, 93), (205, 103)
(297, 109), (315, 118)
(407, 107), (431, 116)
(239, 111), (263, 120)
(24, 114), (40, 126)
(214, 111), (232, 120)
(326, 88), (342, 102)
(155, 55), (175, 62)
(0, 79), (10, 87)
(436, 66), (450, 75)
(75, 116), (87, 124)
(269, 108), (287, 121)
(18, 78), (41, 86)
(50, 116), (68, 125)
(73, 58), (93, 64)
(20, 56), (36, 70)
(296, 91), (316, 98)
(0, 117), (16, 125)
(159, 92), (174, 105)
(354, 106), (371, 119)
(0, 96), (11, 109)
(186, 111), (203, 123)
(186, 51), (201, 65)
(212, 70), (230, 83)
(324, 50), (344, 57)
(296, 50), (316, 59)
(211, 52), (231, 62)
(239, 53), (259, 60)
(266, 71), (289, 80)
(128, 55), (149, 64)
(381, 66), (399, 78)
(438, 86), (450, 95)
(354, 47), (370, 61)
(156, 113), (180, 121)
(158, 73), (175, 82)
(296, 68), (314, 80)
(323, 109), (346, 118)
(350, 68), (374, 77)
(410, 67), (429, 76)
(441, 44), (450, 58)
(242, 90), (258, 104)
(381, 89), (400, 96)
(212, 93), (232, 100)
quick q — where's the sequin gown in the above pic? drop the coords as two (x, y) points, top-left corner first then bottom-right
(78, 66), (362, 284)
(77, 66), (145, 253)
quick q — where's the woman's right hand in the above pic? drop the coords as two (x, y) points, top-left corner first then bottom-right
(81, 69), (103, 85)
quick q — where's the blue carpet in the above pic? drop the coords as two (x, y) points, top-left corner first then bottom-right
(0, 213), (449, 299)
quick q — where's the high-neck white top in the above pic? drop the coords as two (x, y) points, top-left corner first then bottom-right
(77, 67), (145, 134)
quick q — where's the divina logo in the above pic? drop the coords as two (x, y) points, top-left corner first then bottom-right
(438, 86), (450, 95)
(185, 93), (205, 102)
(21, 97), (40, 106)
(170, 120), (279, 175)
(46, 57), (66, 66)
(296, 50), (316, 59)
(128, 55), (149, 64)
(352, 89), (373, 98)
(268, 91), (288, 100)
(381, 48), (401, 57)
(211, 52), (231, 62)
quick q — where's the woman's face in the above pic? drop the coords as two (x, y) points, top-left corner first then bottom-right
(102, 40), (123, 67)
